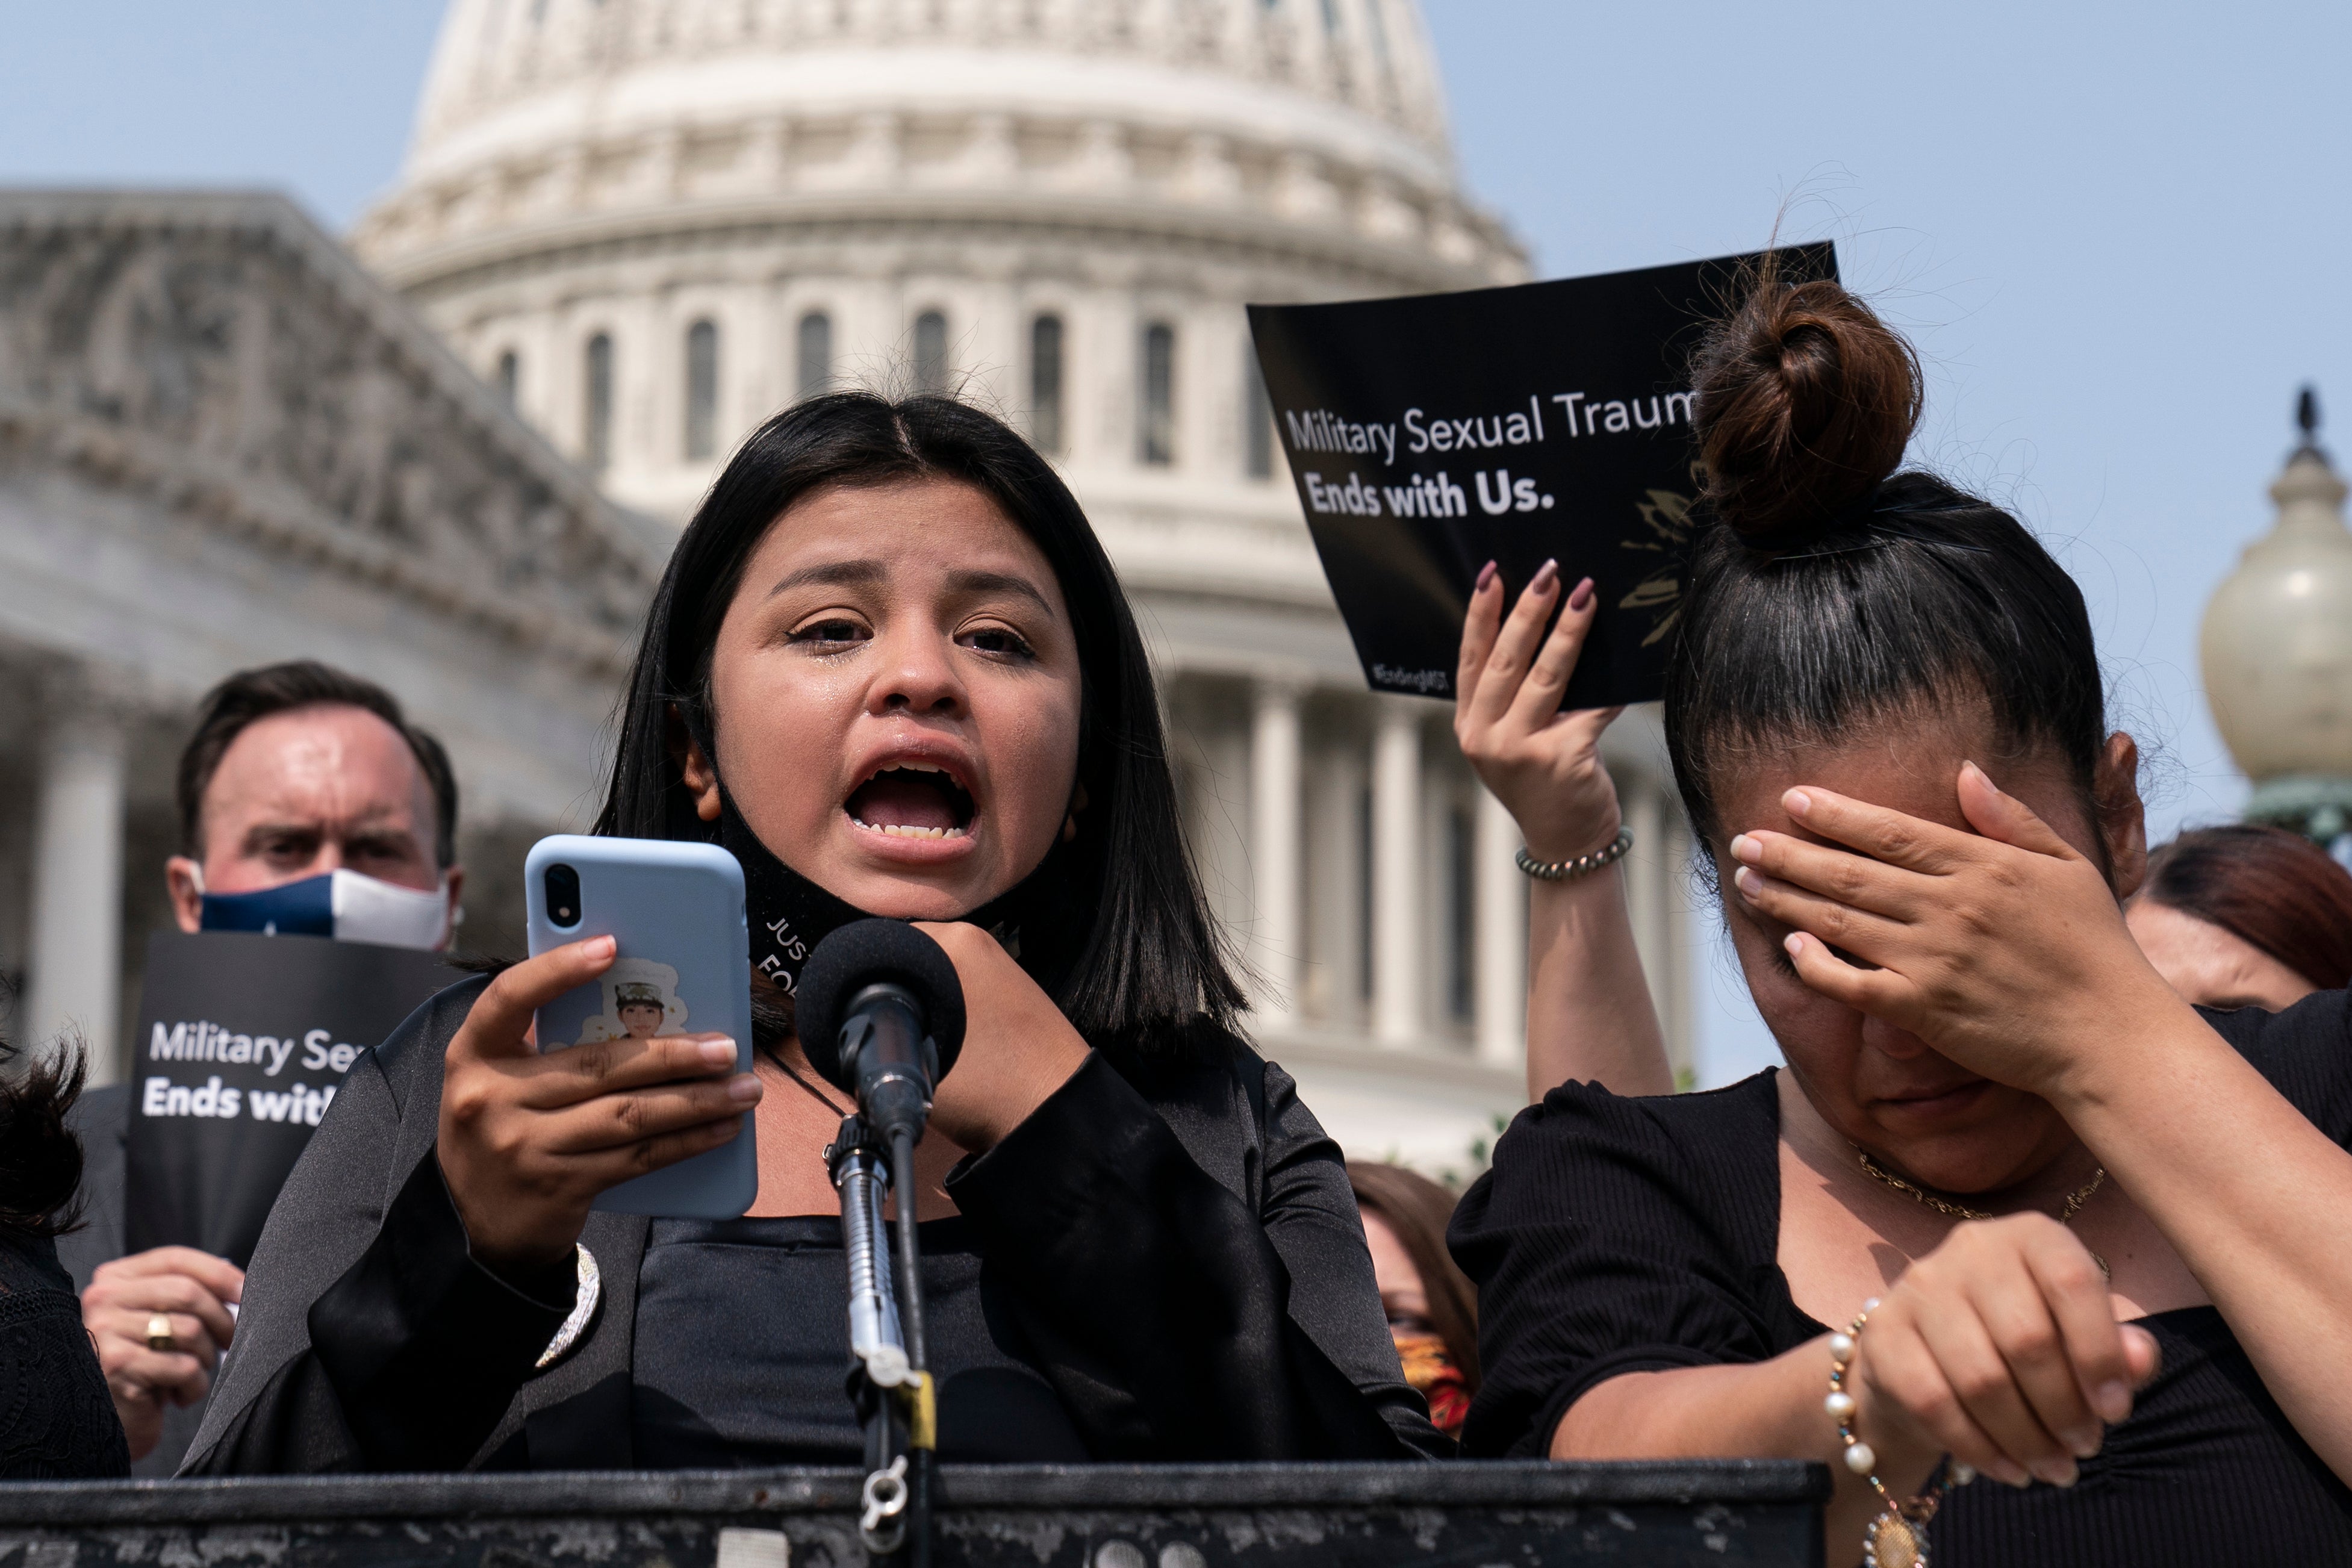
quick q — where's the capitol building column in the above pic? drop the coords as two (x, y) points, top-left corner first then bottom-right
(24, 697), (131, 1081)
(1472, 783), (1528, 1069)
(1370, 697), (1424, 1047)
(1248, 674), (1308, 1029)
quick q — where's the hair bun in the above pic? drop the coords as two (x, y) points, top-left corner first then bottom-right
(1690, 276), (1922, 541)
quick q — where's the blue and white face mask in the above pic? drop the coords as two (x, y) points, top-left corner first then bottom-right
(198, 868), (453, 951)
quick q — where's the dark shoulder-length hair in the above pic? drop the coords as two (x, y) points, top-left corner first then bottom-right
(0, 1031), (87, 1241)
(593, 391), (1245, 1053)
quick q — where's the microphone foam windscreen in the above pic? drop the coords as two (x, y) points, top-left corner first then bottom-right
(794, 919), (968, 1092)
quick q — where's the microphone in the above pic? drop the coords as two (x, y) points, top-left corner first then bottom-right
(795, 919), (967, 1145)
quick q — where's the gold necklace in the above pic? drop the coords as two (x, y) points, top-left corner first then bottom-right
(1855, 1147), (2109, 1277)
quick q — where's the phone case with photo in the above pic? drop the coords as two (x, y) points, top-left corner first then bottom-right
(524, 834), (757, 1219)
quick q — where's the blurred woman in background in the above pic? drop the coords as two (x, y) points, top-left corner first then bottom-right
(2127, 824), (2352, 1010)
(1349, 1162), (1479, 1437)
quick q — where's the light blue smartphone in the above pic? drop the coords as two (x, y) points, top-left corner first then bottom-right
(524, 834), (757, 1219)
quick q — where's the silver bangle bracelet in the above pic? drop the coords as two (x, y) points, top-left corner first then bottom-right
(1515, 825), (1634, 882)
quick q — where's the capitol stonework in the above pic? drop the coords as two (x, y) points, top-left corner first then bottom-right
(1, 0), (1696, 1172)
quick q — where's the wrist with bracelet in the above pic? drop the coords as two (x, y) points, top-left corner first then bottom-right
(1514, 824), (1634, 882)
(1828, 1299), (1976, 1568)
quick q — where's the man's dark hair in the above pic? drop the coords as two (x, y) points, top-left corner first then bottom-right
(596, 390), (1245, 1057)
(176, 661), (460, 869)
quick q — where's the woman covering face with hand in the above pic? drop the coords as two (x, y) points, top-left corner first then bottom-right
(1451, 276), (2352, 1563)
(185, 394), (1438, 1473)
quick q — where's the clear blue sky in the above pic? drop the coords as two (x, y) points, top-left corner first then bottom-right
(6, 2), (2342, 1085)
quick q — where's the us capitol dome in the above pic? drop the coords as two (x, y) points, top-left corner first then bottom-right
(352, 0), (1697, 1168)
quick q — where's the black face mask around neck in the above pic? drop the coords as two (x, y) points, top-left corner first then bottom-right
(713, 786), (1065, 1001)
(715, 789), (866, 997)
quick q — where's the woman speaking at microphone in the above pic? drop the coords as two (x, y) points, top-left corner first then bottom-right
(186, 394), (1439, 1472)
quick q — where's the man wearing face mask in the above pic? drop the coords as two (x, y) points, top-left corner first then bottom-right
(60, 661), (463, 1474)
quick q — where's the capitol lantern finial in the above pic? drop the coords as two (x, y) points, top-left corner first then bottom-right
(2201, 387), (2352, 844)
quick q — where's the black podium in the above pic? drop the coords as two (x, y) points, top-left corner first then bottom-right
(1, 1461), (1826, 1566)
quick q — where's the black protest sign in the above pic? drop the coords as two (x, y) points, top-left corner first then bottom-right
(125, 931), (458, 1268)
(1248, 244), (1837, 709)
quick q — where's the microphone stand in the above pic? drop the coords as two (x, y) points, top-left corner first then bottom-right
(830, 1115), (933, 1567)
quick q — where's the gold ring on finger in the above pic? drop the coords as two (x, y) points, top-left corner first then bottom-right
(146, 1312), (176, 1353)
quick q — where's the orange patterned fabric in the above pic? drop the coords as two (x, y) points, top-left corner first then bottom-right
(1392, 1330), (1469, 1437)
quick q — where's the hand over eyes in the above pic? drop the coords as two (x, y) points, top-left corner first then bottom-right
(1727, 762), (2186, 1097)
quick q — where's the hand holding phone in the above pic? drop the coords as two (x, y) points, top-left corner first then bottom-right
(436, 937), (759, 1270)
(520, 836), (760, 1222)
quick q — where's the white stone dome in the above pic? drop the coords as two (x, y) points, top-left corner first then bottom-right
(404, 0), (1461, 194)
(355, 0), (1523, 527)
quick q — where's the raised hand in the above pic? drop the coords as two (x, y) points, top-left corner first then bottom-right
(1455, 558), (1670, 1099)
(437, 936), (761, 1270)
(1726, 759), (2182, 1096)
(1453, 558), (1625, 863)
(1846, 1213), (2160, 1490)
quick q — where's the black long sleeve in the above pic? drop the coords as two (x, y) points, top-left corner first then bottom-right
(948, 1051), (1439, 1460)
(191, 977), (1439, 1472)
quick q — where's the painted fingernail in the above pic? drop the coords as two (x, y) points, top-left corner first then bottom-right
(1734, 866), (1764, 898)
(699, 1038), (738, 1066)
(1531, 558), (1559, 593)
(1567, 576), (1594, 612)
(727, 1074), (763, 1103)
(1475, 559), (1498, 591)
(2095, 1381), (2132, 1422)
(1782, 789), (1812, 818)
(2062, 1426), (2101, 1460)
(1729, 833), (1761, 863)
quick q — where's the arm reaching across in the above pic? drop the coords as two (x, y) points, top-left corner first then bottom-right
(1454, 559), (1672, 1100)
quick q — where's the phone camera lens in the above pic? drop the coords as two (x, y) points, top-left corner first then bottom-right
(544, 863), (582, 929)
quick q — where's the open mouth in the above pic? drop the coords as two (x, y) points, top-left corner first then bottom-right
(845, 764), (976, 841)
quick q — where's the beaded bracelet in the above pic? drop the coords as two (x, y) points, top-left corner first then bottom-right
(1828, 1298), (1974, 1568)
(1514, 825), (1634, 882)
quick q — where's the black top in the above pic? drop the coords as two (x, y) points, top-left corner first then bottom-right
(183, 975), (1440, 1472)
(1451, 991), (2352, 1563)
(632, 1214), (1085, 1464)
(0, 1228), (129, 1479)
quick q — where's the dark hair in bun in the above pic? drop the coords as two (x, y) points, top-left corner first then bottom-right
(1693, 278), (1922, 541)
(1664, 272), (2109, 868)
